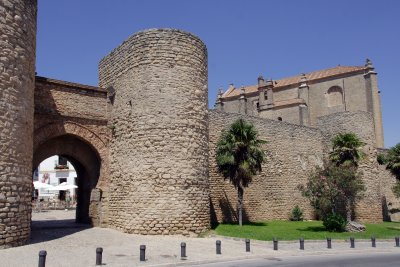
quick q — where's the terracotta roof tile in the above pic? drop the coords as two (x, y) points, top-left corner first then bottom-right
(222, 65), (367, 99)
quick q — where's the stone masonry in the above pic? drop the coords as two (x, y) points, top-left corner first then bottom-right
(0, 3), (396, 249)
(209, 110), (383, 224)
(99, 29), (210, 235)
(0, 0), (37, 248)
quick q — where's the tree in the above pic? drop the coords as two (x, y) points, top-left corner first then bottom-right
(300, 132), (366, 228)
(386, 143), (400, 178)
(329, 133), (366, 222)
(385, 143), (400, 197)
(216, 118), (266, 226)
(299, 163), (365, 221)
(329, 133), (366, 167)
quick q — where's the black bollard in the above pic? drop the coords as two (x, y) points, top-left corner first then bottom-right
(96, 247), (103, 265)
(38, 250), (47, 267)
(216, 240), (221, 254)
(273, 237), (278, 251)
(181, 242), (187, 258)
(140, 245), (146, 261)
(299, 237), (304, 250)
(350, 237), (355, 248)
(396, 237), (400, 247)
(245, 239), (250, 252)
(371, 236), (376, 248)
(327, 237), (332, 249)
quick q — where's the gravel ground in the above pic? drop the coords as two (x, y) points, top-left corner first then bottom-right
(0, 210), (399, 266)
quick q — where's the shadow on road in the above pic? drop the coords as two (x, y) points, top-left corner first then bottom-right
(29, 218), (90, 244)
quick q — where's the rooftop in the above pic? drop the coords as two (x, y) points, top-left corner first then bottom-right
(221, 65), (368, 99)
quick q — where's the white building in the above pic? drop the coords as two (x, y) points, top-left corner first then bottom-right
(34, 155), (77, 200)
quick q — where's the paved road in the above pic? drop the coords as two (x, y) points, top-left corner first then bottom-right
(2, 210), (400, 266)
(197, 252), (400, 267)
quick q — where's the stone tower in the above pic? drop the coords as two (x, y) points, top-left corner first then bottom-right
(99, 29), (210, 235)
(0, 0), (37, 248)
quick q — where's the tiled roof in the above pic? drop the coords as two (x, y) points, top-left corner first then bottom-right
(222, 65), (367, 99)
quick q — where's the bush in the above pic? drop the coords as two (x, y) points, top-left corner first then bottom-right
(290, 205), (304, 221)
(377, 153), (387, 165)
(323, 213), (346, 232)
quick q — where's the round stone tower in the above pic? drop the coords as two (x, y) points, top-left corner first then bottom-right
(99, 29), (210, 235)
(0, 0), (37, 248)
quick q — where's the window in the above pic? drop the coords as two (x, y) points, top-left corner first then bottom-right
(58, 156), (68, 166)
(327, 86), (343, 107)
(277, 117), (282, 121)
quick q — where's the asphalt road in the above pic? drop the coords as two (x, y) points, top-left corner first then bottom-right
(197, 252), (400, 267)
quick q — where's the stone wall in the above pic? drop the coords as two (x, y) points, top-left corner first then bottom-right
(379, 166), (400, 221)
(308, 73), (368, 125)
(99, 29), (210, 235)
(33, 77), (110, 226)
(317, 111), (382, 222)
(209, 110), (324, 223)
(0, 0), (37, 248)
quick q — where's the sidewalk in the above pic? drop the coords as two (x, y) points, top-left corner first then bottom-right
(0, 210), (399, 267)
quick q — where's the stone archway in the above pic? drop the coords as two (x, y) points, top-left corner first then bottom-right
(33, 122), (108, 224)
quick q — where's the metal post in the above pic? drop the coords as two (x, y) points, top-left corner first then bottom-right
(350, 237), (355, 248)
(216, 240), (221, 254)
(245, 239), (250, 252)
(273, 237), (278, 251)
(371, 236), (376, 247)
(327, 237), (332, 249)
(181, 242), (187, 258)
(140, 245), (146, 261)
(395, 237), (399, 247)
(38, 250), (47, 267)
(299, 237), (304, 250)
(96, 247), (103, 265)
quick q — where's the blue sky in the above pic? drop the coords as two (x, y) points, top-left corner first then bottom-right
(36, 0), (399, 148)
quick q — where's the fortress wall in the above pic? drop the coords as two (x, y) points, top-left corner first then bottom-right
(379, 165), (400, 221)
(34, 77), (108, 123)
(33, 78), (110, 227)
(317, 111), (382, 222)
(0, 0), (37, 248)
(209, 110), (324, 223)
(99, 29), (210, 235)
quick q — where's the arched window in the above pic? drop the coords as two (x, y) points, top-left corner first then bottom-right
(327, 86), (343, 107)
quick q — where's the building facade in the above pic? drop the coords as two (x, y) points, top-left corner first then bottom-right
(34, 156), (77, 200)
(215, 61), (384, 148)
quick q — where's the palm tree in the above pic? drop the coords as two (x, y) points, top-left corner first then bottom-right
(216, 118), (266, 226)
(329, 133), (365, 222)
(385, 143), (400, 198)
(386, 143), (400, 178)
(329, 133), (366, 167)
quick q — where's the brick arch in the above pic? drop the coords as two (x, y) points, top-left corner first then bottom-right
(33, 121), (109, 225)
(34, 121), (107, 158)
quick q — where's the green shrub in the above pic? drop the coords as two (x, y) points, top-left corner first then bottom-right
(323, 213), (346, 232)
(290, 205), (304, 221)
(377, 153), (387, 165)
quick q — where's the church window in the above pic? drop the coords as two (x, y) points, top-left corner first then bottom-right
(327, 86), (343, 107)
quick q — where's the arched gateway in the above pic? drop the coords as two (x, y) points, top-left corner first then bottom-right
(33, 122), (106, 223)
